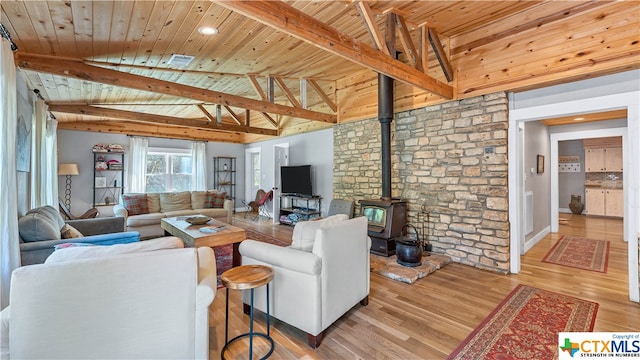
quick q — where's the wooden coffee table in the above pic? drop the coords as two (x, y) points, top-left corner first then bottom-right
(161, 217), (246, 267)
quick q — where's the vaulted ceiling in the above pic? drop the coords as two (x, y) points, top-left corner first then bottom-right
(1, 1), (638, 143)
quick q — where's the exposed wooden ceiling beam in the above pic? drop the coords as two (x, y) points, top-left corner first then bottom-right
(260, 112), (279, 128)
(218, 1), (454, 99)
(85, 60), (247, 79)
(49, 104), (278, 136)
(247, 74), (268, 101)
(57, 120), (245, 143)
(355, 1), (389, 56)
(223, 105), (243, 126)
(15, 52), (337, 123)
(197, 104), (216, 123)
(86, 59), (335, 84)
(396, 15), (422, 71)
(428, 28), (454, 82)
(307, 79), (337, 113)
(420, 26), (429, 72)
(274, 77), (301, 108)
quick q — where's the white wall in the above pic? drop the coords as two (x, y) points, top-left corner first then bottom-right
(56, 131), (244, 216)
(57, 128), (333, 216)
(57, 131), (126, 216)
(245, 128), (334, 215)
(523, 121), (551, 246)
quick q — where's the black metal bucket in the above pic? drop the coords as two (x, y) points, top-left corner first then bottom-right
(396, 224), (423, 267)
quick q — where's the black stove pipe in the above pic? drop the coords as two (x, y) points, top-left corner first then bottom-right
(378, 72), (394, 200)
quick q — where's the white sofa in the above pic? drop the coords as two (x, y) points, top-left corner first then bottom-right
(238, 215), (370, 348)
(0, 237), (216, 360)
(114, 190), (233, 239)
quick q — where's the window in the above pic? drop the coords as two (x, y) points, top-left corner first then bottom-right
(146, 148), (192, 192)
(251, 152), (260, 187)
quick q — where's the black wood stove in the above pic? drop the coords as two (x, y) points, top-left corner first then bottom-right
(359, 67), (407, 257)
(359, 198), (406, 256)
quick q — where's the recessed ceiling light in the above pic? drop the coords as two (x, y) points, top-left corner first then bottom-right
(198, 26), (219, 35)
(574, 117), (585, 121)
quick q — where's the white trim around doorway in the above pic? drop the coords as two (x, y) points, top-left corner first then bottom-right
(509, 91), (639, 302)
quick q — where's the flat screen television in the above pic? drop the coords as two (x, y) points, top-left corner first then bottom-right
(280, 165), (313, 197)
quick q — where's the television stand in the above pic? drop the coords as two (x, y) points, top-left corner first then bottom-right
(279, 195), (322, 226)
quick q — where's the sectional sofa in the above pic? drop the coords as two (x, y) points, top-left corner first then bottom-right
(17, 205), (139, 265)
(113, 190), (233, 239)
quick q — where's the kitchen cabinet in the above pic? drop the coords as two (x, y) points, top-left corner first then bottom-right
(584, 147), (622, 172)
(585, 149), (605, 172)
(585, 188), (605, 216)
(585, 188), (623, 217)
(605, 189), (623, 217)
(605, 148), (623, 171)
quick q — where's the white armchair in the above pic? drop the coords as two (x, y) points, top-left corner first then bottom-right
(0, 237), (216, 360)
(239, 215), (370, 348)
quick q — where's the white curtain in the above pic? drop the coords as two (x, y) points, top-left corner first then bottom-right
(127, 137), (148, 193)
(191, 141), (207, 191)
(0, 38), (20, 310)
(30, 98), (58, 208)
(44, 117), (59, 206)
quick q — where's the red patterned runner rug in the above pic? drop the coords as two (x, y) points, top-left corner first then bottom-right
(213, 244), (232, 289)
(542, 235), (610, 273)
(214, 229), (289, 288)
(448, 285), (598, 360)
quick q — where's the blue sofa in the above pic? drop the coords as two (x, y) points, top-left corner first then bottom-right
(18, 205), (140, 265)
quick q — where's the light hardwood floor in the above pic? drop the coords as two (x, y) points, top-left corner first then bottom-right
(209, 213), (639, 360)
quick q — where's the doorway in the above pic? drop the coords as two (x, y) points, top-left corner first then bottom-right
(245, 147), (261, 207)
(550, 129), (626, 233)
(272, 143), (289, 224)
(508, 91), (639, 302)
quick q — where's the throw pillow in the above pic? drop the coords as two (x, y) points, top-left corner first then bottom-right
(18, 211), (61, 242)
(290, 214), (349, 251)
(160, 191), (192, 212)
(205, 192), (227, 208)
(146, 193), (161, 213)
(190, 191), (207, 209)
(19, 205), (69, 242)
(60, 224), (84, 239)
(123, 194), (149, 215)
(26, 205), (65, 230)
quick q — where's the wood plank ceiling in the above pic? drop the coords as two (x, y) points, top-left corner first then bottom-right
(1, 1), (638, 143)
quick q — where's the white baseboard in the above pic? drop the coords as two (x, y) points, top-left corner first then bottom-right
(523, 226), (550, 254)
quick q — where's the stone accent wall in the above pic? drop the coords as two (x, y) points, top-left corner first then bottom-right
(334, 92), (510, 273)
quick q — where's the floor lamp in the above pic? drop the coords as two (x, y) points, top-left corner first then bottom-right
(58, 163), (79, 210)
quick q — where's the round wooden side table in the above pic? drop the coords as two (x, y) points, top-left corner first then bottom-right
(221, 264), (275, 360)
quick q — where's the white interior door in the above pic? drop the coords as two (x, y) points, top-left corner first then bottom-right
(273, 143), (289, 223)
